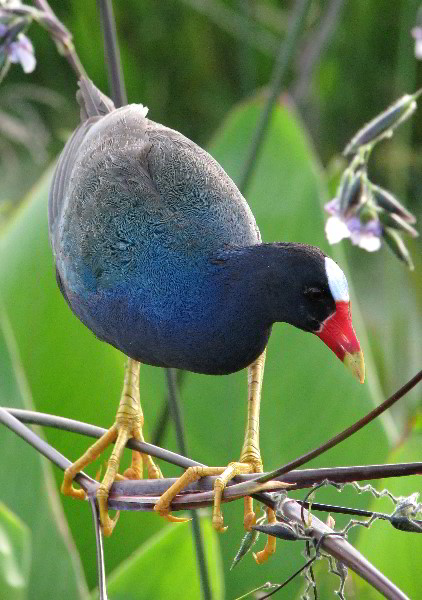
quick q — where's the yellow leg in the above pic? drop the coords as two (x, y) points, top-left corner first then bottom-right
(239, 349), (277, 563)
(62, 424), (118, 500)
(154, 349), (275, 562)
(244, 496), (256, 530)
(61, 358), (162, 536)
(238, 348), (266, 525)
(253, 508), (277, 564)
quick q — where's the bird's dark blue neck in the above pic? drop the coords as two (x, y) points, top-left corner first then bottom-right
(214, 242), (323, 329)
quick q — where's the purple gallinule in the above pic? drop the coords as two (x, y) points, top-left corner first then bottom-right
(49, 78), (364, 562)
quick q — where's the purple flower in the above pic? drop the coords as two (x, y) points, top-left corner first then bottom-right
(0, 15), (36, 75)
(6, 32), (36, 73)
(324, 198), (382, 252)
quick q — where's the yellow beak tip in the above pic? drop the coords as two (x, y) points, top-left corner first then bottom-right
(343, 350), (365, 384)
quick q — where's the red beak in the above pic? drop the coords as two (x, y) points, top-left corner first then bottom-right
(315, 301), (365, 383)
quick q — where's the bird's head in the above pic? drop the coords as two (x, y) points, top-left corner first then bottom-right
(303, 254), (364, 383)
(315, 257), (364, 383)
(271, 245), (364, 384)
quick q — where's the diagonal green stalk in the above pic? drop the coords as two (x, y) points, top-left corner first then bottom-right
(96, 0), (127, 107)
(238, 0), (312, 194)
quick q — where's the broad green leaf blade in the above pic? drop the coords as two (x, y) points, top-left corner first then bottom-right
(0, 502), (31, 600)
(352, 432), (422, 599)
(0, 308), (89, 599)
(93, 519), (224, 600)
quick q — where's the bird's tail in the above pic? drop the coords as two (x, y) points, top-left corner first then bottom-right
(77, 77), (115, 121)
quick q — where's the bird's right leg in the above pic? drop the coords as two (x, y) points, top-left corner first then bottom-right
(61, 358), (162, 536)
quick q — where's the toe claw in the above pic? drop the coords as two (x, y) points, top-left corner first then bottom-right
(253, 538), (276, 564)
(164, 513), (191, 523)
(61, 482), (86, 501)
(253, 549), (269, 565)
(154, 503), (191, 523)
(102, 511), (120, 537)
(212, 514), (228, 533)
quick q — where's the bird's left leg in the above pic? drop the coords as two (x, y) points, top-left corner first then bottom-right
(235, 349), (277, 564)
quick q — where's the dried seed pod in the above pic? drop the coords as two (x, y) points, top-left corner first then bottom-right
(344, 94), (417, 157)
(378, 211), (419, 237)
(252, 522), (299, 541)
(383, 227), (414, 270)
(391, 516), (422, 533)
(371, 184), (416, 223)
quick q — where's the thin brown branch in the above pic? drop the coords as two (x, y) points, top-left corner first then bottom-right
(4, 407), (422, 490)
(3, 407), (202, 469)
(89, 498), (108, 600)
(0, 406), (97, 494)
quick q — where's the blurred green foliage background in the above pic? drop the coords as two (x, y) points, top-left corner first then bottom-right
(1, 1), (422, 599)
(2, 0), (422, 210)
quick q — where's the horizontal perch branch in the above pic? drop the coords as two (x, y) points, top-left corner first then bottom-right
(2, 406), (422, 504)
(1, 407), (416, 600)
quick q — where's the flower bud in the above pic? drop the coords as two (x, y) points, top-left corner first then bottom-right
(344, 94), (417, 156)
(339, 170), (365, 218)
(371, 184), (416, 223)
(378, 211), (419, 238)
(383, 227), (414, 270)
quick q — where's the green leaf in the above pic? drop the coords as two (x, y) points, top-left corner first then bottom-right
(0, 307), (89, 599)
(0, 502), (31, 600)
(92, 519), (223, 600)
